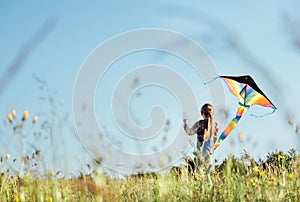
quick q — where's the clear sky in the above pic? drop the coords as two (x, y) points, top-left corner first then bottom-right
(1, 1), (300, 175)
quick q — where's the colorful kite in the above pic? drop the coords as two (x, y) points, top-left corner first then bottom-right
(206, 75), (277, 150)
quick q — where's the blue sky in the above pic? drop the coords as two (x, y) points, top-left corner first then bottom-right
(1, 1), (300, 175)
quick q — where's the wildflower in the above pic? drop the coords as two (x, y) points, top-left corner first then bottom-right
(49, 196), (53, 202)
(288, 173), (294, 181)
(22, 110), (29, 121)
(253, 166), (259, 173)
(7, 113), (13, 123)
(33, 115), (38, 123)
(50, 170), (55, 176)
(250, 178), (256, 186)
(259, 170), (265, 177)
(6, 153), (10, 160)
(25, 173), (30, 178)
(11, 109), (17, 117)
(278, 155), (285, 160)
(15, 196), (20, 202)
(269, 176), (275, 185)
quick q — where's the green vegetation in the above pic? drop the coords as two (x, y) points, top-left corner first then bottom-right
(1, 109), (299, 201)
(0, 149), (299, 201)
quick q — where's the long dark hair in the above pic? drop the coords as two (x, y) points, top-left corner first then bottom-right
(201, 103), (215, 142)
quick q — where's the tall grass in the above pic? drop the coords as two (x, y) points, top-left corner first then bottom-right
(1, 149), (299, 201)
(1, 108), (299, 201)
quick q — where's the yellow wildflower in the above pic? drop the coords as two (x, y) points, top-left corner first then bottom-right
(259, 170), (265, 177)
(278, 155), (285, 160)
(15, 196), (20, 202)
(22, 110), (29, 121)
(11, 109), (17, 117)
(25, 173), (30, 178)
(250, 178), (255, 186)
(49, 196), (53, 202)
(253, 166), (259, 173)
(269, 176), (275, 184)
(6, 153), (10, 160)
(33, 115), (38, 123)
(7, 113), (13, 123)
(288, 173), (294, 181)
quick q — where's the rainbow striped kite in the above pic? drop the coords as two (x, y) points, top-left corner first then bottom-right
(211, 75), (277, 150)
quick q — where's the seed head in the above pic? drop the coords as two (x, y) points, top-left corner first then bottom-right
(33, 115), (38, 123)
(22, 110), (29, 121)
(11, 109), (17, 117)
(7, 114), (13, 123)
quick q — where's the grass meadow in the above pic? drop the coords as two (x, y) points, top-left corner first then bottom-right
(1, 150), (300, 201)
(1, 110), (299, 201)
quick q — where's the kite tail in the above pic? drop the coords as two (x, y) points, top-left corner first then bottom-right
(249, 107), (277, 118)
(202, 76), (220, 85)
(213, 103), (249, 150)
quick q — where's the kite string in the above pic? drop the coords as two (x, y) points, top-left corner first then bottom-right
(202, 76), (220, 85)
(249, 108), (277, 118)
(183, 76), (221, 119)
(183, 76), (220, 124)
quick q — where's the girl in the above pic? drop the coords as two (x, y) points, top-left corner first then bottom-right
(183, 103), (218, 169)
